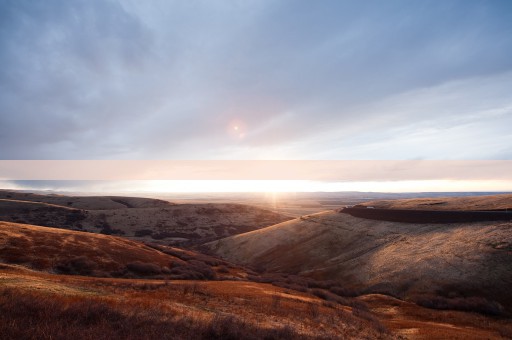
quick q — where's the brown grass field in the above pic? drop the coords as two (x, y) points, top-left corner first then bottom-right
(208, 197), (512, 318)
(0, 189), (292, 245)
(1, 260), (510, 339)
(1, 192), (512, 338)
(0, 222), (391, 339)
(359, 194), (512, 211)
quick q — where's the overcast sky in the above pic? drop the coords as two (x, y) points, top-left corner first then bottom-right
(1, 0), (512, 163)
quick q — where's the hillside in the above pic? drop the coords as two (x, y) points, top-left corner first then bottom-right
(0, 221), (393, 339)
(208, 206), (512, 313)
(0, 190), (172, 210)
(0, 221), (250, 280)
(0, 190), (292, 245)
(359, 194), (512, 211)
(1, 221), (510, 339)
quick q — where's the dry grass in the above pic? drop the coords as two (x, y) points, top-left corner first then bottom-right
(359, 194), (512, 211)
(1, 264), (509, 339)
(0, 265), (392, 339)
(362, 294), (512, 339)
(0, 222), (247, 281)
(0, 190), (292, 245)
(208, 202), (512, 315)
(0, 191), (172, 210)
(2, 191), (512, 339)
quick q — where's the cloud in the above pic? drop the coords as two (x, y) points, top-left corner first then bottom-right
(1, 0), (511, 160)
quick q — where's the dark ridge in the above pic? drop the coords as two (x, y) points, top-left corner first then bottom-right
(340, 207), (512, 223)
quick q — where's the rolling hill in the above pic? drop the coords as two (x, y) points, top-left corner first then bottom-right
(208, 195), (512, 314)
(1, 220), (510, 339)
(0, 190), (292, 245)
(2, 192), (512, 338)
(358, 193), (512, 211)
(0, 221), (394, 339)
(0, 221), (250, 280)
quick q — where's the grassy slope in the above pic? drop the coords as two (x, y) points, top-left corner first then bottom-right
(0, 221), (184, 273)
(0, 190), (292, 244)
(0, 190), (172, 210)
(0, 221), (390, 339)
(208, 196), (512, 312)
(0, 221), (510, 339)
(0, 221), (251, 280)
(359, 194), (512, 211)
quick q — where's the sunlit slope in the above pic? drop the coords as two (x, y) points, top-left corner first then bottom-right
(0, 221), (184, 273)
(359, 193), (512, 211)
(208, 210), (512, 310)
(0, 221), (391, 339)
(0, 221), (251, 281)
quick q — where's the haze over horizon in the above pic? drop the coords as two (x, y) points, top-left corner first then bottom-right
(1, 1), (512, 192)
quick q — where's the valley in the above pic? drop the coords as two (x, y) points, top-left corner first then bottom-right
(0, 190), (511, 339)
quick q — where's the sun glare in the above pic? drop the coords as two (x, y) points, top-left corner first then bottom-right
(228, 120), (246, 139)
(136, 179), (512, 193)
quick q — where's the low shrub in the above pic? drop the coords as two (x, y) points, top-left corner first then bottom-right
(415, 295), (505, 316)
(134, 229), (153, 237)
(329, 286), (359, 297)
(126, 261), (162, 276)
(55, 256), (98, 275)
(310, 289), (349, 305)
(169, 261), (217, 280)
(217, 265), (229, 273)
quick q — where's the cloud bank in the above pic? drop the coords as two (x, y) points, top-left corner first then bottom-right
(1, 0), (511, 160)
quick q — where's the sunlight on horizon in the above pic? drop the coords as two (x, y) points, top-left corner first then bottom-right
(2, 179), (511, 194)
(140, 179), (512, 193)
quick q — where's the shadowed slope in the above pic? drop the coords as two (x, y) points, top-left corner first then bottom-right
(0, 190), (292, 245)
(0, 190), (172, 210)
(208, 210), (512, 313)
(1, 218), (510, 338)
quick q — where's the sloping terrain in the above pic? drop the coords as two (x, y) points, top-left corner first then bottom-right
(0, 221), (393, 339)
(0, 190), (292, 245)
(208, 208), (512, 313)
(0, 221), (246, 280)
(0, 221), (510, 339)
(0, 264), (394, 340)
(82, 203), (290, 244)
(0, 199), (88, 229)
(359, 194), (512, 211)
(342, 206), (512, 223)
(0, 190), (172, 210)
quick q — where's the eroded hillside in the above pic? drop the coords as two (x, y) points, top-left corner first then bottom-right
(0, 221), (395, 339)
(0, 190), (292, 245)
(1, 221), (510, 339)
(208, 208), (512, 314)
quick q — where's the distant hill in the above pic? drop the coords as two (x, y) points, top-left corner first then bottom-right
(208, 195), (512, 314)
(0, 190), (292, 245)
(1, 197), (511, 338)
(0, 190), (172, 210)
(358, 193), (512, 211)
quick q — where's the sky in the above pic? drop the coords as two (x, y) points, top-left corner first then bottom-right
(1, 0), (512, 192)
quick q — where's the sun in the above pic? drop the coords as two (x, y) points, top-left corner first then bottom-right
(228, 121), (246, 139)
